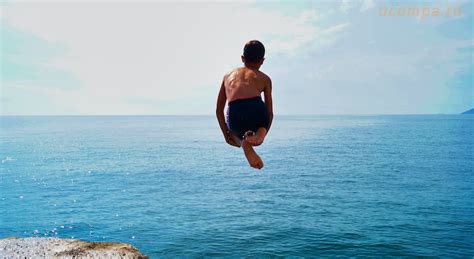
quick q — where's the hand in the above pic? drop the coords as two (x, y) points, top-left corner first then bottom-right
(224, 130), (240, 147)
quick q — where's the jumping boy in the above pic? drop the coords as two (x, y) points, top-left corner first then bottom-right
(216, 40), (273, 169)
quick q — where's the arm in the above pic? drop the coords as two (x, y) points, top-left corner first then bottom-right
(216, 78), (239, 147)
(264, 77), (274, 133)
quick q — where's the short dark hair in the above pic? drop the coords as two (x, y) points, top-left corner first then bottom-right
(243, 40), (265, 63)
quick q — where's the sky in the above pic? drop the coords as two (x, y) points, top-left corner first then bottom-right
(0, 0), (472, 115)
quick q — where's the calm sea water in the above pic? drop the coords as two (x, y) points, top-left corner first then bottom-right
(1, 115), (473, 257)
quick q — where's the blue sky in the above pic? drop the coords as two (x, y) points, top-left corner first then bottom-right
(1, 0), (472, 115)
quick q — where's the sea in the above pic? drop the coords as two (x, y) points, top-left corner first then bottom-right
(1, 115), (473, 257)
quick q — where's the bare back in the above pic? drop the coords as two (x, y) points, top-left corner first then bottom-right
(224, 67), (268, 102)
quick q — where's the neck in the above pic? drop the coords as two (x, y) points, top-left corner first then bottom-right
(244, 63), (260, 70)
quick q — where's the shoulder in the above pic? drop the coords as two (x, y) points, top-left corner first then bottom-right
(223, 67), (241, 80)
(257, 70), (272, 86)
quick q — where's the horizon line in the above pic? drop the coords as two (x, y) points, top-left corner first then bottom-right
(0, 113), (466, 117)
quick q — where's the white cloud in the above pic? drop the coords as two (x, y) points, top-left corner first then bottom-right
(340, 0), (354, 13)
(360, 0), (375, 12)
(324, 22), (351, 34)
(1, 2), (348, 115)
(340, 0), (375, 14)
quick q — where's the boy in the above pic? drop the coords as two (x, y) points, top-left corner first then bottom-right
(215, 40), (273, 169)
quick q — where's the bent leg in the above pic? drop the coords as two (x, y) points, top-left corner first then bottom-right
(245, 127), (267, 146)
(242, 139), (264, 169)
(230, 133), (242, 147)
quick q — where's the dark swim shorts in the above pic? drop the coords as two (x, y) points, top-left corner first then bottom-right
(226, 96), (270, 140)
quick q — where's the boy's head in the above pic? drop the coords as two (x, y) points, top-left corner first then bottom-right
(241, 40), (265, 67)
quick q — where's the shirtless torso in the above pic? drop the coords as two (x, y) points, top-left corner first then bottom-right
(224, 67), (271, 102)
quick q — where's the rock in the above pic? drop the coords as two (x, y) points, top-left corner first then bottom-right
(0, 237), (148, 258)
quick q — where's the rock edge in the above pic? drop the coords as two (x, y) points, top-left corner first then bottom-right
(0, 237), (148, 258)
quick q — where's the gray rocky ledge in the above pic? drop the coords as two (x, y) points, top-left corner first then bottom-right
(0, 237), (148, 258)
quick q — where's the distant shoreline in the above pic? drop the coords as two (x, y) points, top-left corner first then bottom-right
(461, 108), (474, 114)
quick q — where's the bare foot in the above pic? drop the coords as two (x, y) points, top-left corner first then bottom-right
(245, 127), (267, 146)
(243, 130), (254, 139)
(242, 140), (264, 169)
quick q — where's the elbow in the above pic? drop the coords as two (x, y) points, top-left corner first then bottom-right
(216, 103), (226, 112)
(215, 107), (223, 116)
